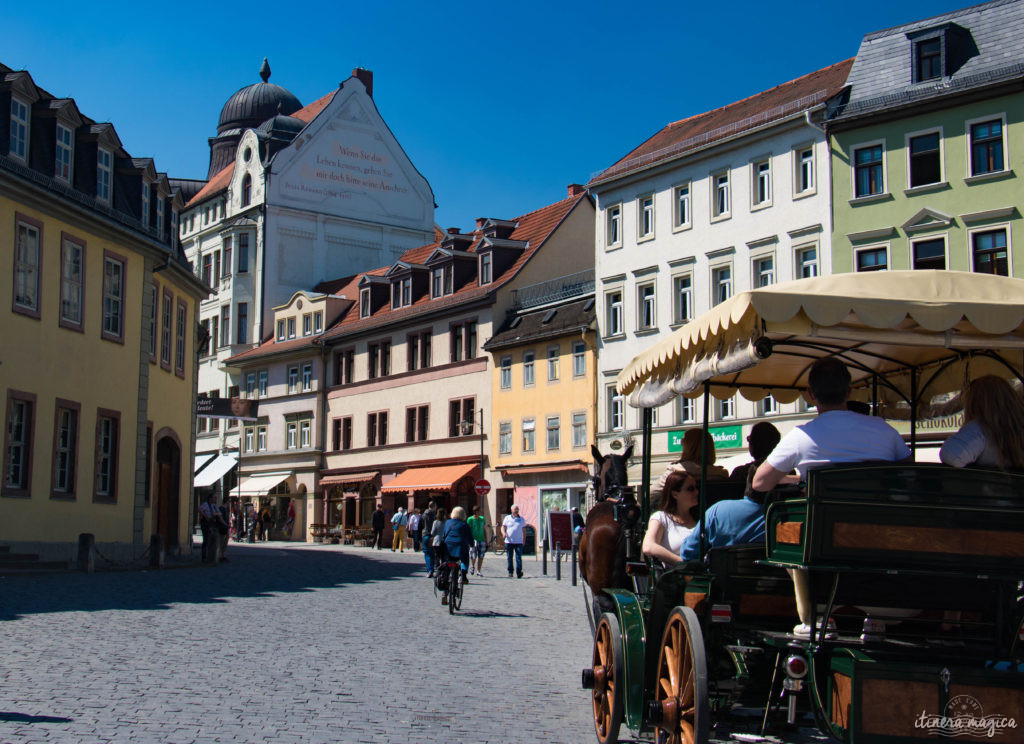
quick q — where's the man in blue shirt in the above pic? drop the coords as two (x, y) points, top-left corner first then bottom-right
(679, 491), (766, 561)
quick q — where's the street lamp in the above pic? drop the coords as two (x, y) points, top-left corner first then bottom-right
(460, 408), (486, 511)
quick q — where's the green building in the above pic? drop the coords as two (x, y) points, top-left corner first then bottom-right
(828, 0), (1023, 276)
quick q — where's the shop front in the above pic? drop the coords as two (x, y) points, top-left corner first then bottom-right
(379, 462), (480, 515)
(319, 472), (381, 530)
(235, 471), (295, 539)
(499, 462), (590, 549)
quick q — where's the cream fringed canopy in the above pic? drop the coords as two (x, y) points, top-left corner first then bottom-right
(617, 271), (1024, 411)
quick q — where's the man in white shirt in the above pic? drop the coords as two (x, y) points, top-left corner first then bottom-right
(501, 504), (526, 578)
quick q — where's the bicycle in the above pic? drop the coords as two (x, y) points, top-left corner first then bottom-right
(433, 557), (464, 614)
(486, 524), (505, 555)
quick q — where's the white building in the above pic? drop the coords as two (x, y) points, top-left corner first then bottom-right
(178, 60), (435, 485)
(587, 60), (853, 479)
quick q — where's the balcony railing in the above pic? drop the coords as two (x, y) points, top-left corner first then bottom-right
(510, 269), (594, 310)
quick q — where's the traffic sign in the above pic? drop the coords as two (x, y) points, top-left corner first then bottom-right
(474, 479), (491, 497)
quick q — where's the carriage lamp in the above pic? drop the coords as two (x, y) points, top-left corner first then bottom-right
(784, 654), (808, 679)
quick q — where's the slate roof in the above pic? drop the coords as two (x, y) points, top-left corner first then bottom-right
(834, 0), (1024, 122)
(588, 59), (853, 187)
(484, 297), (596, 351)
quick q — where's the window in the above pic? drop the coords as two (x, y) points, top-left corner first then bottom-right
(210, 317), (218, 357)
(572, 412), (587, 448)
(201, 253), (213, 287)
(796, 245), (819, 278)
(450, 321), (476, 362)
(854, 144), (884, 197)
(758, 395), (778, 416)
(407, 331), (432, 371)
(243, 426), (255, 453)
(303, 313), (312, 335)
(9, 97), (28, 161)
(51, 402), (79, 497)
(522, 418), (536, 453)
(572, 341), (586, 377)
(3, 393), (34, 495)
(448, 398), (476, 438)
(499, 421), (512, 454)
(300, 420), (311, 448)
(360, 288), (371, 318)
(287, 366), (300, 394)
(97, 148), (112, 202)
(141, 182), (150, 228)
(94, 411), (119, 501)
(256, 422), (268, 451)
(754, 256), (774, 288)
(156, 195), (164, 237)
(367, 411), (388, 447)
(606, 291), (623, 336)
(752, 159), (771, 207)
(258, 370), (268, 397)
(914, 37), (943, 82)
(55, 124), (73, 182)
(220, 305), (231, 347)
(712, 266), (732, 305)
(222, 238), (232, 278)
(237, 302), (248, 345)
(150, 285), (160, 360)
(237, 234), (249, 273)
(909, 132), (942, 187)
(712, 171), (730, 218)
(673, 184), (690, 229)
(546, 416), (560, 451)
(606, 205), (621, 247)
(638, 283), (656, 330)
(673, 275), (692, 324)
(301, 363), (313, 392)
(332, 416), (353, 451)
(241, 174), (252, 207)
(102, 253), (125, 343)
(677, 396), (696, 424)
(314, 312), (322, 334)
(479, 253), (492, 284)
(970, 119), (1004, 176)
(608, 387), (624, 431)
(638, 195), (654, 238)
(972, 229), (1008, 275)
(716, 396), (735, 420)
(500, 356), (512, 389)
(405, 405), (429, 442)
(286, 421), (298, 449)
(856, 247), (888, 272)
(523, 351), (535, 386)
(245, 373), (256, 398)
(13, 217), (41, 316)
(368, 340), (391, 378)
(276, 320), (286, 342)
(60, 236), (85, 329)
(544, 346), (559, 381)
(287, 317), (295, 339)
(796, 147), (815, 195)
(912, 238), (946, 270)
(335, 348), (355, 385)
(175, 301), (186, 375)
(392, 278), (412, 308)
(431, 268), (444, 298)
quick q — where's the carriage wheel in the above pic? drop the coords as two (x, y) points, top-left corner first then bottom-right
(653, 606), (709, 744)
(590, 612), (624, 744)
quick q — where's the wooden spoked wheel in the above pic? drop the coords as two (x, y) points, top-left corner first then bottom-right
(654, 606), (709, 744)
(591, 612), (623, 744)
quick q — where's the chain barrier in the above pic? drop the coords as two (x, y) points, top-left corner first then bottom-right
(91, 544), (151, 568)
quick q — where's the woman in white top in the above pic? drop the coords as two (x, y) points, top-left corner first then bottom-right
(642, 465), (699, 566)
(940, 375), (1024, 470)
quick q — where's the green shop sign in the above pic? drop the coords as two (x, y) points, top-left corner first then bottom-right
(668, 425), (744, 452)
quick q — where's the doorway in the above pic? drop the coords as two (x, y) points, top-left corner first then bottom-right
(155, 436), (181, 548)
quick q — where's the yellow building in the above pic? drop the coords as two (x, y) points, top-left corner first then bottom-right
(483, 273), (597, 540)
(0, 64), (208, 560)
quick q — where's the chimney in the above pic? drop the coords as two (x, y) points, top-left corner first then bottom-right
(567, 183), (585, 198)
(475, 218), (486, 229)
(352, 68), (373, 98)
(447, 227), (460, 234)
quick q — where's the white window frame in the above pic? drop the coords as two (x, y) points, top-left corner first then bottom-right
(141, 181), (150, 228)
(905, 127), (945, 191)
(855, 244), (890, 273)
(965, 113), (1008, 179)
(97, 148), (112, 203)
(793, 144), (816, 197)
(523, 351), (535, 387)
(572, 341), (586, 377)
(500, 356), (512, 390)
(672, 274), (692, 325)
(911, 235), (948, 270)
(303, 313), (312, 336)
(55, 123), (73, 183)
(14, 220), (40, 313)
(287, 366), (300, 394)
(716, 396), (736, 421)
(359, 288), (371, 317)
(637, 194), (655, 240)
(758, 395), (779, 416)
(286, 421), (298, 449)
(499, 421), (512, 454)
(522, 418), (536, 453)
(672, 182), (691, 231)
(9, 96), (29, 161)
(677, 396), (696, 424)
(608, 386), (624, 432)
(302, 363), (313, 392)
(795, 243), (819, 279)
(711, 264), (732, 306)
(605, 290), (623, 337)
(753, 254), (775, 288)
(479, 252), (492, 285)
(258, 370), (268, 398)
(276, 320), (286, 342)
(751, 157), (772, 209)
(300, 420), (311, 448)
(314, 311), (323, 334)
(637, 282), (656, 330)
(605, 204), (622, 248)
(287, 317), (296, 339)
(851, 139), (887, 199)
(547, 346), (559, 382)
(546, 415), (560, 452)
(711, 170), (731, 220)
(571, 411), (587, 448)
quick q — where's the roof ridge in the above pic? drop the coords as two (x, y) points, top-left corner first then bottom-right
(863, 0), (1016, 40)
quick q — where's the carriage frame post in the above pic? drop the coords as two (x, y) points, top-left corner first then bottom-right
(640, 406), (653, 524)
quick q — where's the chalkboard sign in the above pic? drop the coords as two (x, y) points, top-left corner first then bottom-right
(547, 511), (574, 552)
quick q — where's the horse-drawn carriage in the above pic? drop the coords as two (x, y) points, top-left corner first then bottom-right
(580, 271), (1024, 743)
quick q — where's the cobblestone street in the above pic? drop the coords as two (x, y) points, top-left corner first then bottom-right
(0, 543), (826, 744)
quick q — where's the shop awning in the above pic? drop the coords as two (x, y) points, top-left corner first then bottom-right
(380, 464), (478, 493)
(236, 471), (292, 496)
(320, 471), (380, 489)
(194, 453), (215, 472)
(193, 454), (238, 487)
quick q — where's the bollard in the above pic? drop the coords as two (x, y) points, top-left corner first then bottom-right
(555, 543), (562, 581)
(571, 544), (577, 586)
(77, 533), (95, 573)
(542, 538), (548, 575)
(149, 534), (165, 569)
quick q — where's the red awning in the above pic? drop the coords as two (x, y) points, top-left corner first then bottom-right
(320, 471), (380, 488)
(379, 463), (478, 493)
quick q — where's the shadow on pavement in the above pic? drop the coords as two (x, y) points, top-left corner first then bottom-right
(0, 544), (421, 621)
(0, 712), (74, 723)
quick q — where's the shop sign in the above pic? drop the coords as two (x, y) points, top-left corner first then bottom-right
(668, 425), (743, 452)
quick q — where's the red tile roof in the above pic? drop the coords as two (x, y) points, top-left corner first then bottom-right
(293, 90), (336, 123)
(589, 59), (853, 186)
(186, 162), (234, 207)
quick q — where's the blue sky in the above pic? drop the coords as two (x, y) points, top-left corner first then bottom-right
(6, 0), (969, 229)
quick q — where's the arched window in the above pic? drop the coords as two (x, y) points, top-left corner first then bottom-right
(241, 174), (252, 207)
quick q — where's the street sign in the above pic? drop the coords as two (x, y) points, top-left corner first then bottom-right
(474, 479), (491, 497)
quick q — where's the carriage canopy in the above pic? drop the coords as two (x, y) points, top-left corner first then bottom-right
(616, 271), (1024, 413)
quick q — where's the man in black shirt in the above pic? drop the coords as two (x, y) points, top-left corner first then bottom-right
(371, 504), (386, 550)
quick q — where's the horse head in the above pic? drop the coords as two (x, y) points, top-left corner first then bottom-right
(591, 443), (634, 503)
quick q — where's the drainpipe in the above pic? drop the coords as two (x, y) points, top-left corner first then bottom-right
(314, 336), (329, 529)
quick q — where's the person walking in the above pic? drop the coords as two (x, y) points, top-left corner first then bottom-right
(391, 506), (408, 552)
(371, 504), (386, 550)
(407, 508), (422, 552)
(501, 504), (526, 578)
(422, 501), (438, 577)
(198, 494), (222, 564)
(217, 500), (231, 562)
(467, 505), (487, 576)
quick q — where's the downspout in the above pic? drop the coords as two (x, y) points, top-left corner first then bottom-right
(314, 336), (329, 529)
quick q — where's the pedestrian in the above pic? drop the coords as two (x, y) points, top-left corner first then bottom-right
(407, 508), (422, 551)
(422, 501), (438, 576)
(467, 505), (487, 576)
(430, 508), (447, 577)
(441, 506), (473, 604)
(571, 506), (585, 547)
(217, 499), (231, 562)
(391, 506), (408, 551)
(284, 499), (296, 538)
(371, 503), (386, 550)
(502, 504), (526, 578)
(198, 494), (223, 564)
(260, 506), (273, 541)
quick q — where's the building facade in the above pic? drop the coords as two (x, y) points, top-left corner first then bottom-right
(587, 61), (852, 483)
(1, 63), (207, 556)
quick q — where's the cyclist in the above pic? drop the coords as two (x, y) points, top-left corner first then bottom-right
(441, 506), (473, 604)
(467, 505), (487, 576)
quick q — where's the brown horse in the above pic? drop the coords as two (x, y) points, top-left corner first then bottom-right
(579, 444), (641, 619)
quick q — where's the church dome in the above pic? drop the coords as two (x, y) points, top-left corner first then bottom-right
(217, 59), (302, 135)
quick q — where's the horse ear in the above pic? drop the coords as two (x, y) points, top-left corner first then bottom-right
(591, 444), (605, 464)
(623, 444), (634, 460)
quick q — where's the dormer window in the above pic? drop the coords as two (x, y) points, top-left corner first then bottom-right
(314, 311), (323, 334)
(287, 317), (296, 339)
(479, 253), (492, 285)
(392, 277), (413, 308)
(431, 265), (454, 298)
(141, 182), (150, 228)
(277, 319), (286, 341)
(55, 124), (73, 182)
(96, 148), (112, 202)
(9, 97), (29, 161)
(915, 37), (942, 82)
(360, 288), (371, 318)
(156, 195), (165, 236)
